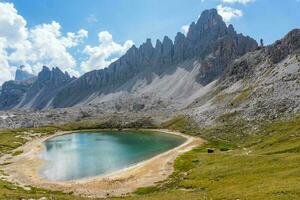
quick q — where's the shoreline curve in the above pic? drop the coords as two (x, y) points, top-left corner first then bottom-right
(1, 129), (204, 198)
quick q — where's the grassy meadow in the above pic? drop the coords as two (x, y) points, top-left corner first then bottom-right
(0, 116), (299, 199)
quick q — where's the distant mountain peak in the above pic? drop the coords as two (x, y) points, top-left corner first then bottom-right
(197, 8), (219, 22)
(37, 66), (72, 86)
(15, 65), (36, 81)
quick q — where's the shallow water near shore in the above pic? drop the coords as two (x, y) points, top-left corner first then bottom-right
(39, 130), (186, 181)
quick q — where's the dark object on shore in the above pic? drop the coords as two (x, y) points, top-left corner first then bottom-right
(207, 148), (214, 153)
(220, 147), (230, 152)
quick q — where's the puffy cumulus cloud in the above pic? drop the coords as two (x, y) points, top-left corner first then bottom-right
(62, 29), (88, 48)
(0, 2), (88, 84)
(0, 38), (15, 84)
(80, 31), (133, 72)
(217, 5), (243, 22)
(222, 0), (255, 4)
(181, 25), (190, 35)
(0, 2), (27, 48)
(9, 21), (87, 76)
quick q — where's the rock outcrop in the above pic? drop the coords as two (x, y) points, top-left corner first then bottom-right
(267, 29), (300, 63)
(223, 29), (300, 83)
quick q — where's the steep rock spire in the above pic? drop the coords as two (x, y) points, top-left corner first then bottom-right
(162, 36), (174, 65)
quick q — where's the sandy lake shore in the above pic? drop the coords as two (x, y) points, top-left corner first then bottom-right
(1, 129), (204, 198)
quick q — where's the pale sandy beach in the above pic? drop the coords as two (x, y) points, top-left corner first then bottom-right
(2, 129), (204, 198)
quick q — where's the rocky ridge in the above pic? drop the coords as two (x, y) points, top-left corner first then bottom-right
(187, 29), (300, 125)
(0, 9), (257, 111)
(0, 66), (75, 110)
(51, 9), (257, 108)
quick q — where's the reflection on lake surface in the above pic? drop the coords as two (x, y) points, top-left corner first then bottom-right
(40, 131), (185, 181)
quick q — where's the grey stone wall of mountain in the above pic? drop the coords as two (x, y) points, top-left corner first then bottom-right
(187, 28), (300, 125)
(0, 66), (75, 110)
(267, 29), (300, 63)
(223, 29), (300, 84)
(0, 8), (258, 110)
(0, 79), (34, 110)
(50, 9), (257, 108)
(174, 32), (185, 63)
(15, 66), (36, 81)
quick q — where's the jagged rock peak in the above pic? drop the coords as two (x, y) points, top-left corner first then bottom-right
(155, 39), (162, 48)
(227, 24), (236, 35)
(38, 66), (72, 85)
(126, 45), (138, 56)
(139, 38), (153, 49)
(139, 38), (154, 59)
(146, 38), (152, 46)
(53, 67), (66, 76)
(39, 66), (68, 76)
(38, 66), (51, 80)
(15, 65), (35, 81)
(192, 8), (227, 37)
(175, 32), (186, 39)
(174, 32), (186, 63)
(267, 29), (300, 63)
(174, 32), (185, 47)
(196, 8), (224, 26)
(162, 36), (173, 45)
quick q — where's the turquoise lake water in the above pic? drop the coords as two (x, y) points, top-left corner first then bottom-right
(39, 131), (185, 181)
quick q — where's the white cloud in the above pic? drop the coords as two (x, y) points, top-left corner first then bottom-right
(0, 2), (27, 48)
(62, 29), (88, 48)
(80, 31), (133, 72)
(86, 14), (98, 24)
(222, 0), (255, 4)
(0, 38), (15, 84)
(217, 5), (243, 22)
(0, 2), (88, 84)
(181, 25), (190, 35)
(8, 21), (87, 77)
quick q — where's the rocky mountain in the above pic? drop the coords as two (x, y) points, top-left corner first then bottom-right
(0, 66), (75, 110)
(187, 29), (300, 125)
(51, 9), (257, 108)
(0, 9), (257, 111)
(15, 66), (36, 81)
(0, 10), (299, 129)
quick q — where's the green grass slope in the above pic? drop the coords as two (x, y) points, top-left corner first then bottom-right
(0, 116), (299, 199)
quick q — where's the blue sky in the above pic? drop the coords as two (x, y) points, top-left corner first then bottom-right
(0, 0), (300, 84)
(8, 0), (300, 45)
